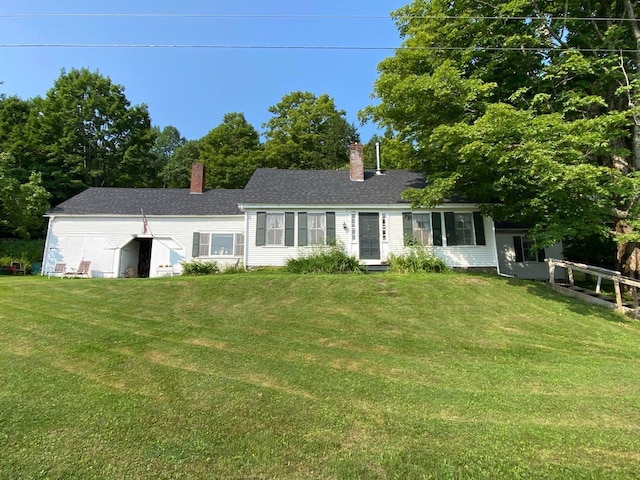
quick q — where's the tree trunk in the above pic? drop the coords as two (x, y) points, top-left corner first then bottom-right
(616, 219), (640, 278)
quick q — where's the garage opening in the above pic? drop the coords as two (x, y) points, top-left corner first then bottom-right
(120, 237), (152, 278)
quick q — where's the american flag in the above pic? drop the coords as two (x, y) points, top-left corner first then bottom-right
(141, 209), (149, 234)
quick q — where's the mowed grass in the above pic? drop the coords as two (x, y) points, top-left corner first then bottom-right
(1, 273), (640, 479)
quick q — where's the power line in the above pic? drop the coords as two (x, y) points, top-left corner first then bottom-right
(0, 13), (391, 19)
(0, 13), (637, 22)
(0, 43), (636, 54)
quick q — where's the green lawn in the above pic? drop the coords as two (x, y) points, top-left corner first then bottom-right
(1, 273), (640, 479)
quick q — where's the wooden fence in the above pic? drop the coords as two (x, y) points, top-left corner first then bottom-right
(547, 258), (640, 315)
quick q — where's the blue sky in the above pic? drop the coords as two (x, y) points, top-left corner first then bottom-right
(1, 1), (407, 142)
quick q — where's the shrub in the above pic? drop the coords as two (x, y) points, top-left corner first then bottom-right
(180, 260), (219, 276)
(0, 239), (44, 263)
(388, 246), (449, 273)
(220, 262), (245, 274)
(286, 244), (366, 274)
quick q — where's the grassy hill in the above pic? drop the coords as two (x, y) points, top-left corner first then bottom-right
(2, 272), (640, 479)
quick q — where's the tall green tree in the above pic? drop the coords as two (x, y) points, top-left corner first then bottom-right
(199, 113), (263, 189)
(363, 0), (640, 274)
(36, 68), (157, 201)
(263, 91), (359, 170)
(162, 140), (201, 188)
(0, 153), (50, 238)
(152, 125), (186, 187)
(0, 96), (33, 175)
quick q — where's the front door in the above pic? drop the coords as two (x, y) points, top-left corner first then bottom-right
(359, 213), (380, 260)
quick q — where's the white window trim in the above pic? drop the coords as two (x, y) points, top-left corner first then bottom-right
(307, 212), (327, 246)
(350, 213), (357, 243)
(266, 213), (285, 246)
(381, 213), (388, 243)
(454, 212), (476, 246)
(199, 232), (245, 257)
(412, 212), (433, 246)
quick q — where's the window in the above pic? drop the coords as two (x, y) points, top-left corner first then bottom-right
(266, 213), (285, 246)
(197, 233), (244, 256)
(412, 213), (432, 246)
(235, 233), (245, 257)
(443, 212), (486, 246)
(257, 212), (294, 246)
(307, 213), (326, 245)
(198, 233), (210, 256)
(298, 212), (335, 246)
(351, 213), (357, 242)
(211, 234), (233, 256)
(403, 212), (442, 246)
(514, 236), (544, 262)
(454, 213), (475, 245)
(381, 213), (388, 242)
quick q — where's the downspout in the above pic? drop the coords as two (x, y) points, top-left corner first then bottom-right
(240, 206), (249, 269)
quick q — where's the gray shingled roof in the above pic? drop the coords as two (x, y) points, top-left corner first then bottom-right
(241, 168), (427, 205)
(47, 168), (473, 216)
(47, 187), (245, 216)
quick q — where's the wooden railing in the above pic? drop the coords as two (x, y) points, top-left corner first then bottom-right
(547, 258), (640, 313)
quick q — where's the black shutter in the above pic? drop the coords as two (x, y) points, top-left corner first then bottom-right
(444, 212), (457, 246)
(402, 212), (412, 246)
(326, 212), (336, 243)
(513, 236), (524, 262)
(298, 212), (307, 246)
(432, 212), (443, 246)
(473, 212), (486, 245)
(192, 232), (200, 257)
(537, 247), (546, 263)
(285, 212), (295, 246)
(256, 212), (266, 246)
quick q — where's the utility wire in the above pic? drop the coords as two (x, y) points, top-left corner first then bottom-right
(0, 44), (636, 54)
(0, 13), (638, 22)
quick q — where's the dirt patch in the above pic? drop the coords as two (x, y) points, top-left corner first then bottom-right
(456, 277), (491, 286)
(185, 338), (229, 350)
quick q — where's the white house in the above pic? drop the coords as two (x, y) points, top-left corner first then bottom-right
(42, 144), (556, 278)
(43, 164), (246, 278)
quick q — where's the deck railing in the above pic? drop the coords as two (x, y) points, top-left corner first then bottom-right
(547, 258), (640, 313)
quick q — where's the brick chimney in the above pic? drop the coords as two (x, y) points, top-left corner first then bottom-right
(190, 163), (205, 194)
(349, 143), (364, 182)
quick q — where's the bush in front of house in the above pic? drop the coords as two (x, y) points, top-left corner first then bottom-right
(180, 260), (219, 276)
(388, 245), (449, 273)
(285, 244), (367, 274)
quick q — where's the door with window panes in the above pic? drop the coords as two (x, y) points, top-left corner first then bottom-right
(359, 213), (380, 260)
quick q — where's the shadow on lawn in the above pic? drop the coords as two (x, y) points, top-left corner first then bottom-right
(505, 277), (633, 324)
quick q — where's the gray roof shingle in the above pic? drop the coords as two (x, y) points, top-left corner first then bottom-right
(47, 168), (473, 216)
(47, 188), (245, 216)
(241, 168), (426, 205)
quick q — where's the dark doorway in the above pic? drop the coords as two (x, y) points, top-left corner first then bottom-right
(359, 213), (380, 260)
(137, 238), (152, 277)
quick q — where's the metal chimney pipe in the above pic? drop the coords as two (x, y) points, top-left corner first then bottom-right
(375, 141), (383, 175)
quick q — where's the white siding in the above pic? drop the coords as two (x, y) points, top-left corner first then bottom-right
(245, 210), (354, 267)
(244, 208), (498, 269)
(43, 215), (244, 277)
(44, 207), (500, 275)
(386, 210), (498, 268)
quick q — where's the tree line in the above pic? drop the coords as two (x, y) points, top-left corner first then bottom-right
(4, 0), (640, 275)
(362, 0), (640, 275)
(0, 69), (364, 239)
